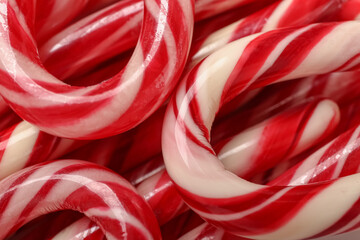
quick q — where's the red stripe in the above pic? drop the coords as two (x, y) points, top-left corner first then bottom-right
(221, 27), (299, 105)
(7, 5), (40, 65)
(149, 171), (187, 224)
(205, 183), (330, 236)
(0, 166), (38, 225)
(306, 74), (329, 98)
(253, 23), (337, 88)
(0, 123), (18, 164)
(25, 132), (59, 167)
(247, 101), (318, 179)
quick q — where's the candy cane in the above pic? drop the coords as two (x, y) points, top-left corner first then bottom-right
(41, 98), (341, 239)
(181, 124), (360, 240)
(251, 97), (360, 185)
(0, 160), (161, 239)
(163, 21), (360, 239)
(41, 0), (350, 82)
(269, 125), (360, 187)
(212, 71), (360, 144)
(133, 98), (339, 201)
(0, 0), (194, 139)
(137, 99), (341, 224)
(63, 107), (165, 173)
(216, 99), (339, 179)
(0, 121), (87, 179)
(182, 101), (360, 240)
(190, 0), (348, 64)
(39, 0), (272, 81)
(39, 0), (144, 79)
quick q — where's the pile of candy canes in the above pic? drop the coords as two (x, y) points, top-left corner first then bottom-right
(0, 0), (360, 239)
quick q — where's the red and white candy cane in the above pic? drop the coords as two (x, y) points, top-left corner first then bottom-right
(216, 99), (339, 179)
(0, 121), (87, 179)
(41, 0), (351, 81)
(138, 99), (340, 224)
(0, 160), (161, 239)
(39, 0), (272, 81)
(35, 99), (341, 239)
(163, 21), (360, 239)
(212, 71), (360, 144)
(190, 0), (349, 64)
(181, 124), (360, 240)
(0, 0), (194, 139)
(254, 97), (360, 185)
(39, 0), (144, 80)
(269, 124), (360, 187)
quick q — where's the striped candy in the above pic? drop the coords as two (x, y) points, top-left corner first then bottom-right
(0, 121), (87, 179)
(180, 124), (360, 239)
(163, 21), (360, 239)
(212, 71), (360, 144)
(216, 99), (340, 179)
(0, 0), (194, 139)
(0, 160), (161, 239)
(50, 97), (342, 239)
(269, 125), (360, 187)
(190, 0), (350, 64)
(39, 0), (268, 81)
(40, 0), (357, 82)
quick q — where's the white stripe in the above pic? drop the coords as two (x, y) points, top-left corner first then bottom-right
(295, 100), (339, 157)
(0, 122), (39, 179)
(254, 176), (360, 240)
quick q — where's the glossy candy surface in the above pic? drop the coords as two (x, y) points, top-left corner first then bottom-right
(1, 0), (360, 239)
(163, 21), (360, 239)
(0, 160), (161, 239)
(0, 0), (194, 139)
